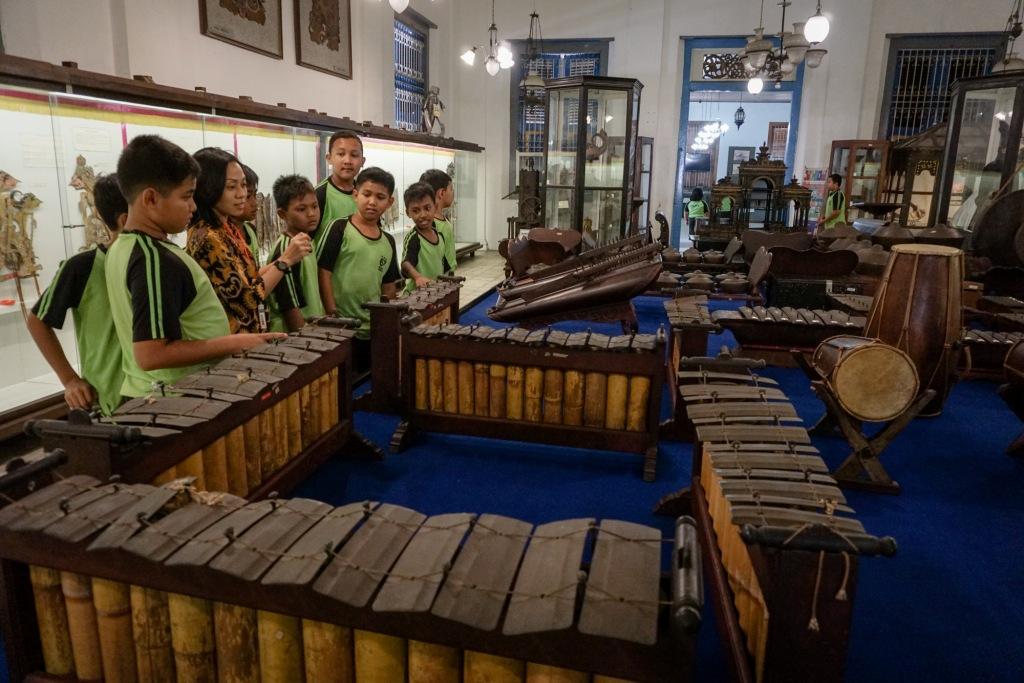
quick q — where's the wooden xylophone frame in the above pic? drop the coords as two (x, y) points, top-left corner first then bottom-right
(0, 479), (701, 683)
(360, 277), (463, 413)
(712, 306), (867, 367)
(393, 327), (667, 482)
(24, 326), (374, 502)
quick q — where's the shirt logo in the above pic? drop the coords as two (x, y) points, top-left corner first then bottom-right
(379, 256), (387, 272)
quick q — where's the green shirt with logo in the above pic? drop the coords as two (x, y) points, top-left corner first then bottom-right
(314, 178), (357, 256)
(32, 246), (124, 415)
(317, 218), (401, 339)
(687, 199), (708, 218)
(824, 190), (847, 229)
(267, 234), (325, 332)
(106, 231), (231, 397)
(243, 221), (261, 266)
(403, 228), (452, 293)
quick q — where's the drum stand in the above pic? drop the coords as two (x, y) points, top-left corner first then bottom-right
(794, 350), (935, 494)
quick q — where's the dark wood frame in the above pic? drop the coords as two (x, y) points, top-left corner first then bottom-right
(727, 146), (756, 178)
(294, 0), (354, 79)
(393, 331), (666, 481)
(198, 0), (284, 59)
(828, 139), (890, 220)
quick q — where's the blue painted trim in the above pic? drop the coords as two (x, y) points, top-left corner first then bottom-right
(672, 36), (805, 247)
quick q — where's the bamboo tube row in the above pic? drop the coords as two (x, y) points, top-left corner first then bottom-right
(150, 370), (339, 496)
(414, 357), (651, 432)
(35, 583), (631, 683)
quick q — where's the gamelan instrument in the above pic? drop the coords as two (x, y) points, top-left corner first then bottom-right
(863, 243), (964, 416)
(960, 330), (1024, 379)
(24, 318), (368, 499)
(1000, 340), (1024, 456)
(0, 478), (704, 683)
(712, 306), (866, 366)
(393, 323), (666, 481)
(679, 364), (896, 681)
(361, 277), (462, 412)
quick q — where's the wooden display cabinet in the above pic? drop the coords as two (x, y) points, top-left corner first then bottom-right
(829, 139), (890, 221)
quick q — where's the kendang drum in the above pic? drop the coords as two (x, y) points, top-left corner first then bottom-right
(812, 335), (919, 422)
(864, 243), (963, 416)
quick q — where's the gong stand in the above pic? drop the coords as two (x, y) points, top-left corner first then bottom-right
(792, 350), (936, 494)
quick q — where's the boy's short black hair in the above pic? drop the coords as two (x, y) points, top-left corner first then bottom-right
(403, 182), (436, 208)
(419, 169), (452, 195)
(328, 130), (364, 154)
(241, 163), (259, 195)
(273, 174), (316, 210)
(355, 167), (395, 196)
(829, 173), (843, 187)
(116, 135), (199, 202)
(93, 174), (128, 230)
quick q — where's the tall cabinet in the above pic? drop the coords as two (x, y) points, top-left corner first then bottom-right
(829, 139), (889, 220)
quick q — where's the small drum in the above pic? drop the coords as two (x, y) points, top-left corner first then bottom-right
(1006, 340), (1024, 384)
(864, 243), (963, 415)
(812, 335), (919, 422)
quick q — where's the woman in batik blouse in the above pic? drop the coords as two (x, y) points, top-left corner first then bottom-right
(186, 148), (311, 333)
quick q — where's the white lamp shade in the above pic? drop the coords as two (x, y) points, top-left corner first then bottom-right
(485, 56), (500, 76)
(804, 12), (830, 44)
(804, 47), (827, 69)
(497, 43), (513, 62)
(749, 48), (770, 70)
(389, 0), (410, 13)
(786, 45), (808, 64)
(524, 73), (546, 88)
(460, 48), (477, 66)
(747, 77), (764, 95)
(780, 58), (795, 75)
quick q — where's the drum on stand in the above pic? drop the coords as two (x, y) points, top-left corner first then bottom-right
(812, 335), (919, 423)
(863, 244), (963, 416)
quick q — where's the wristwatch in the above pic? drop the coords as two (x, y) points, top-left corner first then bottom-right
(273, 259), (290, 273)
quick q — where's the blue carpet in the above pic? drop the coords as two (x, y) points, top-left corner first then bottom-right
(3, 294), (1023, 682)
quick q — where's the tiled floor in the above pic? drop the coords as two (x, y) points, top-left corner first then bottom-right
(453, 249), (505, 307)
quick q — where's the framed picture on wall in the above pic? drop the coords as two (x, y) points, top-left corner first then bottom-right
(728, 146), (755, 177)
(199, 0), (284, 59)
(295, 0), (353, 78)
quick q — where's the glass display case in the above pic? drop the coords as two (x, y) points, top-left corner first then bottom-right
(883, 123), (946, 228)
(0, 69), (485, 422)
(937, 72), (1024, 227)
(829, 139), (889, 220)
(542, 76), (643, 248)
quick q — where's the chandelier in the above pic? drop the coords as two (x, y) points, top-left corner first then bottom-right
(519, 9), (546, 90)
(993, 0), (1024, 72)
(691, 98), (730, 152)
(459, 0), (514, 76)
(742, 0), (830, 94)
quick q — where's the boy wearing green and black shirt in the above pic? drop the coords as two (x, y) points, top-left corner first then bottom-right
(26, 174), (127, 414)
(317, 167), (401, 372)
(419, 168), (457, 273)
(402, 182), (451, 293)
(107, 135), (283, 398)
(240, 163), (262, 265)
(266, 174), (325, 332)
(314, 131), (364, 257)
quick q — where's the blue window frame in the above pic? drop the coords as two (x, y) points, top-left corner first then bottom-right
(395, 19), (428, 132)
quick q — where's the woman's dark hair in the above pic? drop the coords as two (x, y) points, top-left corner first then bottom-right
(355, 167), (395, 196)
(191, 147), (240, 227)
(93, 174), (128, 229)
(403, 182), (436, 207)
(690, 188), (704, 201)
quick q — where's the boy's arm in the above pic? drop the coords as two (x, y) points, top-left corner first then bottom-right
(382, 232), (402, 300)
(26, 313), (95, 409)
(134, 333), (284, 371)
(316, 222), (343, 314)
(318, 268), (337, 314)
(381, 281), (398, 300)
(401, 236), (429, 287)
(283, 309), (305, 332)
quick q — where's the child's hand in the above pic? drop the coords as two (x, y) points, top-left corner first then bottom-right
(282, 232), (313, 265)
(63, 376), (96, 410)
(415, 275), (431, 288)
(235, 332), (288, 350)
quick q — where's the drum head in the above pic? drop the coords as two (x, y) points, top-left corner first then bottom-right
(890, 243), (962, 257)
(833, 344), (919, 422)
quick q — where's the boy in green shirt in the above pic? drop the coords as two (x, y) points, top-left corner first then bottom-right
(819, 173), (847, 233)
(26, 174), (127, 415)
(402, 182), (451, 293)
(107, 135), (283, 398)
(317, 167), (401, 372)
(240, 163), (262, 265)
(314, 131), (364, 257)
(267, 174), (326, 332)
(419, 169), (457, 273)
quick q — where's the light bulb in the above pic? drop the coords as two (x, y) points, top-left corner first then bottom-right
(605, 115), (614, 122)
(498, 53), (515, 69)
(804, 11), (830, 44)
(747, 77), (764, 95)
(389, 0), (410, 13)
(720, 123), (729, 133)
(485, 56), (500, 76)
(460, 48), (477, 66)
(497, 43), (513, 62)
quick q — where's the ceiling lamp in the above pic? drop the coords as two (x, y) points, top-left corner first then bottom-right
(389, 0), (410, 13)
(747, 76), (764, 95)
(485, 55), (500, 76)
(460, 47), (478, 66)
(734, 105), (746, 129)
(804, 1), (830, 44)
(497, 42), (515, 69)
(519, 10), (547, 88)
(993, 1), (1024, 72)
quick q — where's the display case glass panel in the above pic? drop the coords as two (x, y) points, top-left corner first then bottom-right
(0, 82), (485, 417)
(947, 87), (1015, 220)
(828, 139), (889, 220)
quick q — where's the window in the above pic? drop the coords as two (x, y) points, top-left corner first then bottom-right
(507, 39), (611, 190)
(394, 17), (429, 132)
(880, 33), (1004, 140)
(768, 122), (788, 160)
